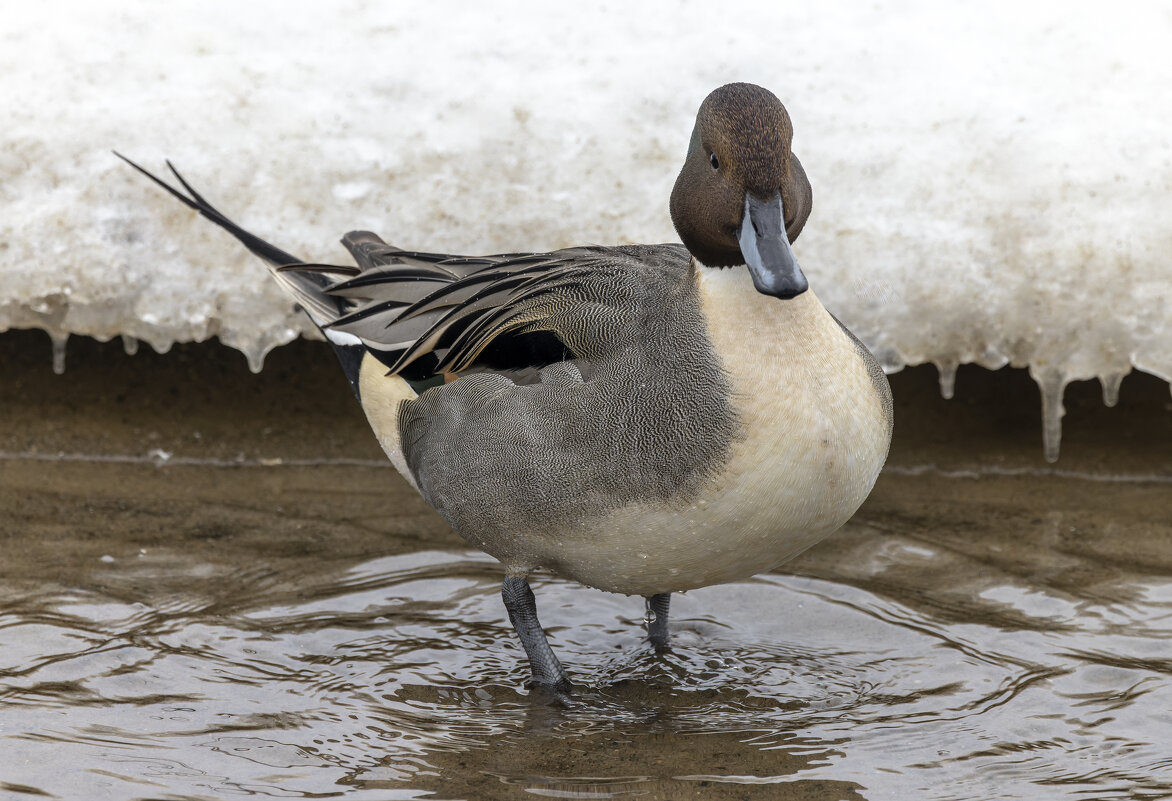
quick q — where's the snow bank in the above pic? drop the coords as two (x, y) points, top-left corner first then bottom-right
(3, 0), (1169, 459)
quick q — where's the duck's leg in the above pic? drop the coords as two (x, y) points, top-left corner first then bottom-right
(646, 592), (671, 650)
(501, 575), (571, 694)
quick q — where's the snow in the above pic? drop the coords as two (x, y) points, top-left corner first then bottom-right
(2, 0), (1170, 459)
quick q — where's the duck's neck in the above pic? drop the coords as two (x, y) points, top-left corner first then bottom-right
(692, 260), (828, 368)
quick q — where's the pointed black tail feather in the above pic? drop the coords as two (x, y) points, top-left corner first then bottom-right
(115, 151), (355, 324)
(114, 151), (307, 270)
(117, 152), (366, 398)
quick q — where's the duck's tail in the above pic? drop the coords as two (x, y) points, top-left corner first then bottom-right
(116, 153), (366, 395)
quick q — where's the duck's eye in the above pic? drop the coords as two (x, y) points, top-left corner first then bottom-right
(709, 152), (720, 170)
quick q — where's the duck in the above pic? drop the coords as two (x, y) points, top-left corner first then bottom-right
(118, 82), (892, 697)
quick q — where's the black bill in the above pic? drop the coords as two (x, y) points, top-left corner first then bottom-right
(738, 193), (809, 299)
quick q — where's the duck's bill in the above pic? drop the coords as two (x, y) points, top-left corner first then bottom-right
(738, 193), (809, 299)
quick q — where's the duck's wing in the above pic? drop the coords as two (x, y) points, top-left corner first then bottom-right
(392, 241), (735, 548)
(287, 243), (627, 382)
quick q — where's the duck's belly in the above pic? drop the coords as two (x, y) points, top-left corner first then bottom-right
(519, 281), (891, 596)
(533, 370), (887, 594)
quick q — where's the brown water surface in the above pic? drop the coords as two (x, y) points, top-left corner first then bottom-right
(1, 332), (1170, 800)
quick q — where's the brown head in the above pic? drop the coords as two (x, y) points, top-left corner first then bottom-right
(669, 83), (813, 298)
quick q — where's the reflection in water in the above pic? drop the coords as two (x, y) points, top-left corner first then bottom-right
(2, 513), (1172, 800)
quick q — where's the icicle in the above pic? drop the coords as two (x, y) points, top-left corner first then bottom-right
(241, 341), (275, 374)
(1099, 372), (1123, 407)
(935, 360), (958, 400)
(1033, 367), (1068, 463)
(49, 331), (69, 375)
(121, 334), (139, 356)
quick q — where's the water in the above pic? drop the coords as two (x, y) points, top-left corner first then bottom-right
(3, 488), (1170, 801)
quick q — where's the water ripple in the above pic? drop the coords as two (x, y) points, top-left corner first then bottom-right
(2, 535), (1170, 800)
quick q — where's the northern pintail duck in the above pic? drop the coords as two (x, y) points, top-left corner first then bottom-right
(120, 82), (892, 696)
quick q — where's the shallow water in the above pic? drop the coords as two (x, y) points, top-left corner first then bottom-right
(3, 477), (1170, 801)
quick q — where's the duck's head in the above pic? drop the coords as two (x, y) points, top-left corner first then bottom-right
(670, 82), (813, 299)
